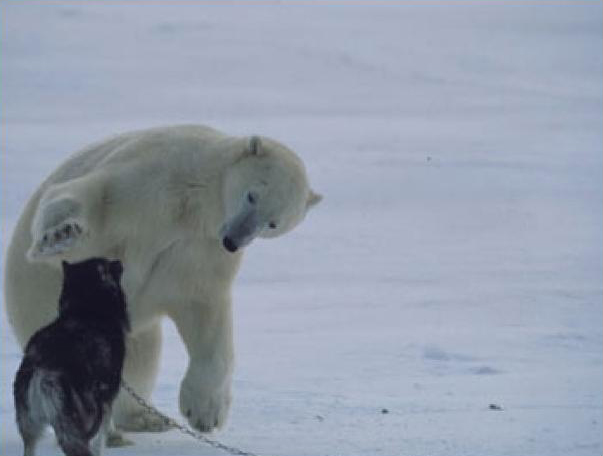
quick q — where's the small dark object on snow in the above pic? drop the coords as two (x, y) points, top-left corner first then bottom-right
(315, 415), (324, 422)
(381, 408), (389, 414)
(488, 403), (503, 411)
(426, 156), (432, 162)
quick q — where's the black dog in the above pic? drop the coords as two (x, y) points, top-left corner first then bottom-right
(13, 258), (129, 456)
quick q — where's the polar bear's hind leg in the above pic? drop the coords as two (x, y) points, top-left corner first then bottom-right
(112, 323), (173, 433)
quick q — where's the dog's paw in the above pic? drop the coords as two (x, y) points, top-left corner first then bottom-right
(179, 378), (231, 432)
(28, 219), (86, 260)
(116, 411), (174, 433)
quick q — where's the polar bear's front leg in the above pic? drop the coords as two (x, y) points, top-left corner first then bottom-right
(27, 173), (109, 262)
(28, 197), (88, 260)
(170, 301), (234, 432)
(179, 359), (233, 432)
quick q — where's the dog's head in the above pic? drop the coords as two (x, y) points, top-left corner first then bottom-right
(59, 258), (129, 330)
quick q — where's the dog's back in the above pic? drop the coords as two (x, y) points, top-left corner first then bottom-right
(14, 258), (128, 456)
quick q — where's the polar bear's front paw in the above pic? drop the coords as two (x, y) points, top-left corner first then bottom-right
(29, 219), (86, 259)
(179, 379), (231, 432)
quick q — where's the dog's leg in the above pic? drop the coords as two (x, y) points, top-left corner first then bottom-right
(16, 414), (44, 456)
(90, 406), (111, 456)
(55, 430), (93, 456)
(15, 387), (45, 456)
(54, 411), (93, 456)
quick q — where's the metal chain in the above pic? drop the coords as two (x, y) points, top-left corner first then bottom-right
(121, 379), (258, 456)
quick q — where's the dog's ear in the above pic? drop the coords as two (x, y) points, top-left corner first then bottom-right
(109, 260), (123, 281)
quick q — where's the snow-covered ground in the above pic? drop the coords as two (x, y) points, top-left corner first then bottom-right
(1, 2), (602, 455)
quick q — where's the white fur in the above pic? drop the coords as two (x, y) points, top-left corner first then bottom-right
(26, 370), (62, 427)
(4, 125), (320, 433)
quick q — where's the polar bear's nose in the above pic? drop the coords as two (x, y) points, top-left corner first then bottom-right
(222, 236), (238, 253)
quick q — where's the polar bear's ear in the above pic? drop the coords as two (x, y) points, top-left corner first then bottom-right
(306, 190), (323, 210)
(247, 136), (263, 156)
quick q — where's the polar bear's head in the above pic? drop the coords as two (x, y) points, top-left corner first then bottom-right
(220, 136), (321, 253)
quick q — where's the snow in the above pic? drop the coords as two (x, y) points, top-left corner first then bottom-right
(1, 2), (602, 455)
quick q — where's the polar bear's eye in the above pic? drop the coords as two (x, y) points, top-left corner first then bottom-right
(268, 222), (277, 229)
(247, 192), (257, 204)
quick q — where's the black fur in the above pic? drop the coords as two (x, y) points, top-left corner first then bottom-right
(13, 258), (129, 456)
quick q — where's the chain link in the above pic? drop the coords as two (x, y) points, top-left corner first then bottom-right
(121, 379), (258, 456)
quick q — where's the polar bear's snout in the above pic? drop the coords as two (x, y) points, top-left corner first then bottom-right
(220, 203), (259, 253)
(222, 236), (238, 253)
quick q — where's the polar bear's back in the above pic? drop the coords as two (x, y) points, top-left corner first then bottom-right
(46, 124), (227, 187)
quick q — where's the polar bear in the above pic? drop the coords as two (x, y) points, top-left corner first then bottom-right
(4, 125), (321, 436)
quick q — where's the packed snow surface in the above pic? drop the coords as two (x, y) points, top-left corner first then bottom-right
(1, 2), (601, 455)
